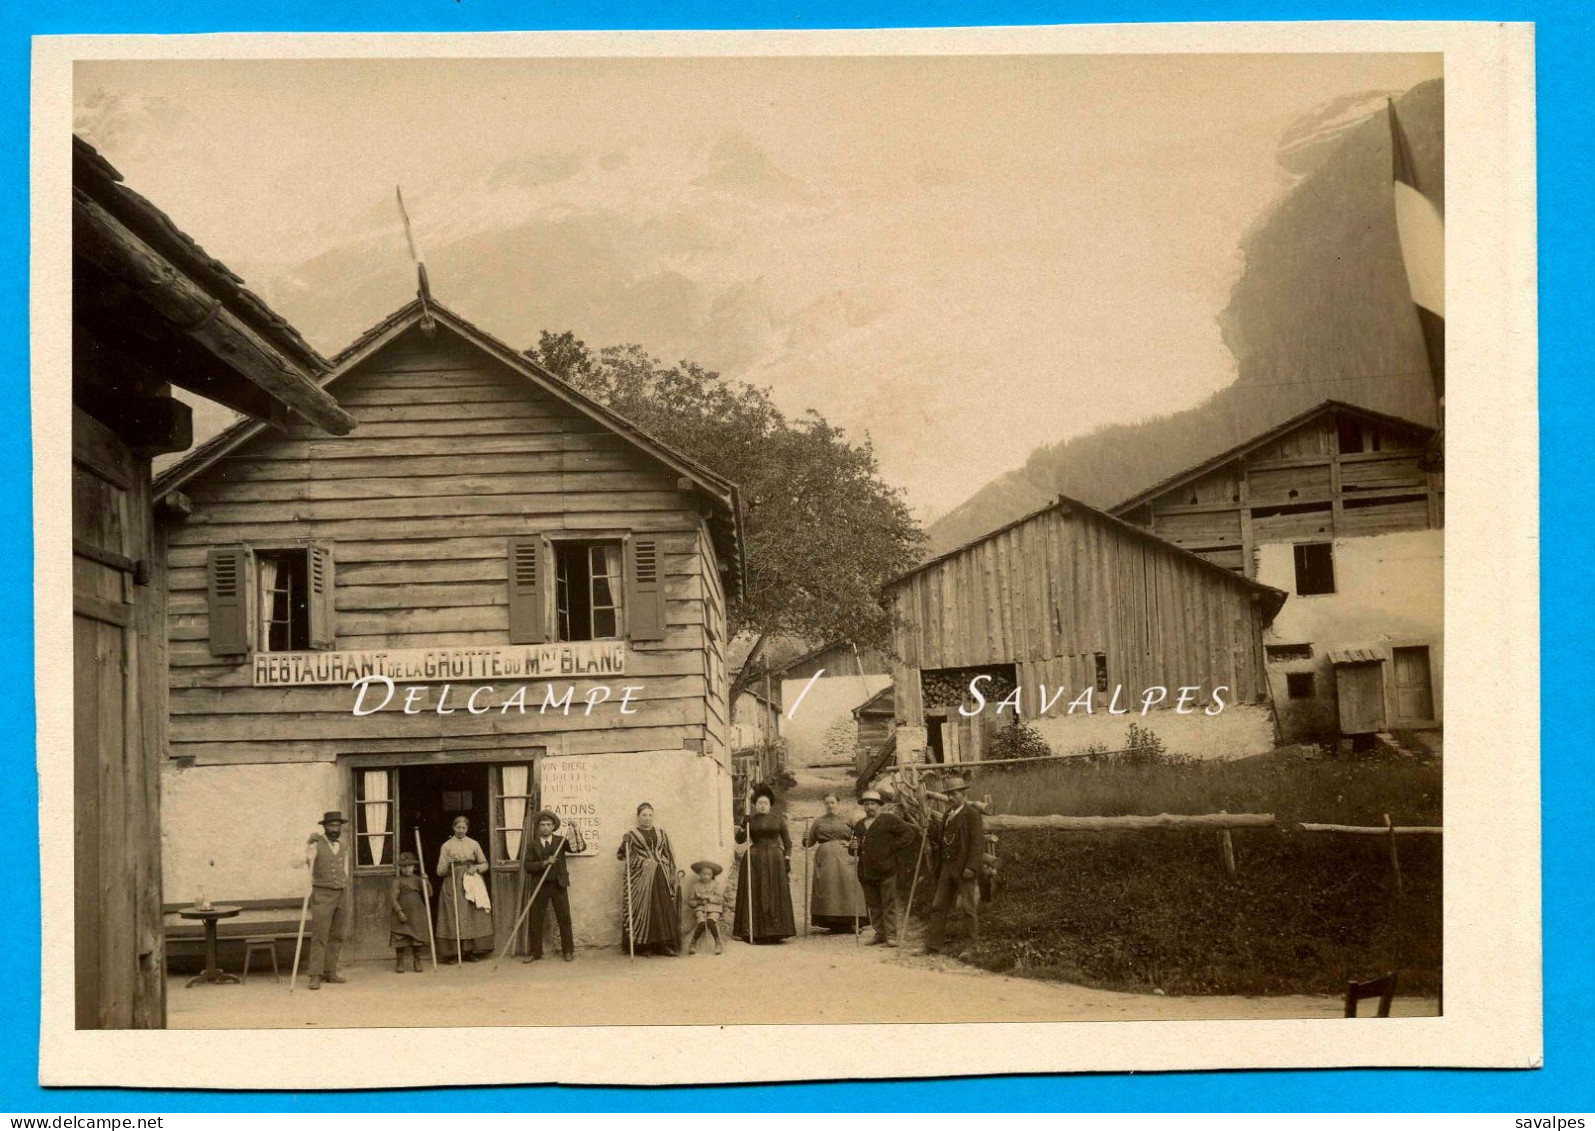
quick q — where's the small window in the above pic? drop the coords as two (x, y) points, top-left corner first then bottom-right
(1285, 672), (1316, 699)
(1266, 643), (1313, 663)
(1293, 542), (1336, 596)
(257, 549), (310, 652)
(554, 540), (625, 641)
(1337, 416), (1364, 454)
(1094, 653), (1109, 694)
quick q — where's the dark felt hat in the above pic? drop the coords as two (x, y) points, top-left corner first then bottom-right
(691, 860), (724, 877)
(397, 851), (419, 866)
(751, 783), (777, 805)
(318, 810), (347, 826)
(531, 809), (560, 831)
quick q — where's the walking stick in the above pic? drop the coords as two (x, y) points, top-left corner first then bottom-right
(449, 853), (464, 967)
(415, 829), (438, 973)
(623, 837), (636, 963)
(287, 885), (311, 994)
(854, 851), (862, 948)
(745, 818), (757, 945)
(903, 826), (929, 949)
(801, 818), (811, 938)
(676, 869), (686, 957)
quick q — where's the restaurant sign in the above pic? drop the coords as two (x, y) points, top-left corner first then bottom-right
(251, 643), (627, 688)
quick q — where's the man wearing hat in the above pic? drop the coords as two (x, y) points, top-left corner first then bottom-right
(521, 809), (584, 963)
(851, 789), (917, 947)
(303, 810), (352, 990)
(922, 776), (984, 956)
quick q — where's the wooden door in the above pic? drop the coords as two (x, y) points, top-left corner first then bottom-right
(1392, 646), (1435, 722)
(1335, 662), (1387, 735)
(72, 408), (164, 1029)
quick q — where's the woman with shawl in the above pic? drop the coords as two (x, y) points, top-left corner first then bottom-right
(616, 802), (682, 956)
(803, 792), (869, 932)
(435, 814), (494, 962)
(733, 784), (797, 944)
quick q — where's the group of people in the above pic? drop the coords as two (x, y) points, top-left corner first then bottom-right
(295, 776), (985, 987)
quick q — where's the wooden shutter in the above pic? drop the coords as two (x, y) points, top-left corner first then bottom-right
(507, 535), (549, 644)
(206, 545), (252, 657)
(626, 537), (666, 642)
(307, 543), (336, 651)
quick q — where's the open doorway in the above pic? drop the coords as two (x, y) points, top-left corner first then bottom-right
(400, 762), (493, 876)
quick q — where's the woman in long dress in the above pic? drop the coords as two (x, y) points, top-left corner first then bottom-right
(616, 802), (682, 956)
(733, 784), (796, 944)
(435, 814), (494, 962)
(803, 792), (868, 933)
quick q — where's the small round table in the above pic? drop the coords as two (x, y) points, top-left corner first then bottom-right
(179, 905), (242, 987)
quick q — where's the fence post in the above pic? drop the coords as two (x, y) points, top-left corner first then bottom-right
(1218, 809), (1237, 877)
(1384, 812), (1404, 894)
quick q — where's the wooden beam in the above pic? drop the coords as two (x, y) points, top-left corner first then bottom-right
(1329, 455), (1344, 536)
(74, 191), (355, 437)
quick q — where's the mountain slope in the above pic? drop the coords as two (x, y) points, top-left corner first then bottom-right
(926, 79), (1443, 554)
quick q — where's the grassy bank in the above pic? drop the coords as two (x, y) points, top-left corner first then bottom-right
(973, 749), (1441, 827)
(912, 754), (1442, 997)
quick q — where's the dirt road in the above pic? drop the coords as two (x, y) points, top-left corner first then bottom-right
(166, 930), (1437, 1029)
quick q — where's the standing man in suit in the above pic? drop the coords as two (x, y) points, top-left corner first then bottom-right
(852, 788), (917, 947)
(303, 810), (351, 991)
(922, 776), (983, 956)
(521, 809), (585, 963)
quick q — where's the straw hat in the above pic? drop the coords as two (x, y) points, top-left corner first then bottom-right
(531, 809), (561, 831)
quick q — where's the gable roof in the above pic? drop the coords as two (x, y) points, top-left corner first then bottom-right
(884, 490), (1288, 622)
(1108, 399), (1437, 517)
(155, 296), (745, 594)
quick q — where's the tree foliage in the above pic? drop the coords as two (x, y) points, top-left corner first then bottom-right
(526, 331), (925, 651)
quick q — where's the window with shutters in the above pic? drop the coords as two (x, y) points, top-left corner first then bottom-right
(553, 541), (624, 641)
(205, 541), (335, 657)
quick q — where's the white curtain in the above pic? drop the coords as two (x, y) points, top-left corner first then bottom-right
(256, 556), (279, 652)
(501, 764), (529, 860)
(362, 769), (389, 866)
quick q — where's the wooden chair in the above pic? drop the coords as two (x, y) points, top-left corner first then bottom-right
(241, 936), (281, 984)
(1344, 972), (1397, 1017)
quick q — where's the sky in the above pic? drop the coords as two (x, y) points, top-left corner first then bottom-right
(75, 52), (1442, 517)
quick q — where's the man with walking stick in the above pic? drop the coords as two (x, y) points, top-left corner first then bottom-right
(299, 810), (351, 991)
(519, 810), (585, 963)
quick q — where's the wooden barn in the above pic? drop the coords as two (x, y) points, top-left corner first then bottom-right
(1110, 400), (1443, 744)
(153, 296), (743, 960)
(71, 137), (353, 1027)
(885, 495), (1287, 763)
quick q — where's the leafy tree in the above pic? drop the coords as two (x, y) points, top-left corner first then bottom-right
(526, 332), (925, 689)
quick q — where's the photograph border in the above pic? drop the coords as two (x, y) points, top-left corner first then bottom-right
(16, 10), (1559, 1107)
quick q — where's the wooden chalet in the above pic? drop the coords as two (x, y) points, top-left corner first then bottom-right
(1110, 400), (1443, 743)
(885, 494), (1288, 764)
(72, 137), (354, 1028)
(153, 296), (744, 959)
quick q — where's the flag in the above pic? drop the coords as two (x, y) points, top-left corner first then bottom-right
(1388, 98), (1444, 468)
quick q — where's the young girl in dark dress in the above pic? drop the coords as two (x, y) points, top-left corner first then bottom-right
(388, 852), (431, 973)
